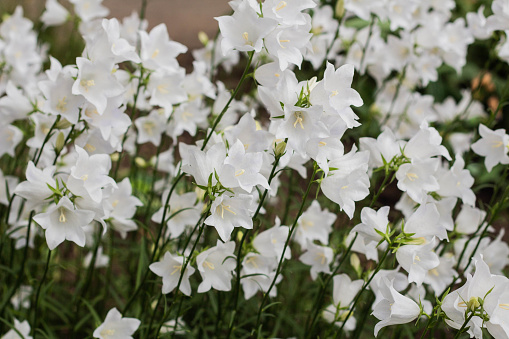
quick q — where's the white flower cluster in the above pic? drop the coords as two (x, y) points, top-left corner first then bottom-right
(1, 0), (509, 338)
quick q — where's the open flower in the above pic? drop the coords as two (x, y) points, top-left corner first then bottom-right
(93, 308), (140, 339)
(33, 197), (95, 250)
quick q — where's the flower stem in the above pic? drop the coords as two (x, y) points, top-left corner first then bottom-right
(335, 246), (391, 339)
(254, 165), (318, 335)
(226, 152), (282, 338)
(32, 249), (52, 336)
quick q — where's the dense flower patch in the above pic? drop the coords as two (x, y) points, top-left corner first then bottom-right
(1, 0), (509, 338)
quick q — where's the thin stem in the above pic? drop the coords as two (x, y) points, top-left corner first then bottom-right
(32, 249), (52, 336)
(254, 165), (318, 334)
(335, 246), (391, 339)
(453, 312), (475, 339)
(201, 51), (254, 151)
(226, 153), (282, 338)
(0, 211), (34, 316)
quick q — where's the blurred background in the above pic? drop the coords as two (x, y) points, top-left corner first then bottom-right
(0, 0), (231, 57)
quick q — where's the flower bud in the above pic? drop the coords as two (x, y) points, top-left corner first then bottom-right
(56, 118), (72, 129)
(335, 0), (345, 19)
(467, 297), (480, 311)
(111, 153), (119, 162)
(198, 31), (209, 46)
(55, 132), (65, 154)
(135, 157), (147, 168)
(275, 141), (286, 157)
(350, 253), (361, 274)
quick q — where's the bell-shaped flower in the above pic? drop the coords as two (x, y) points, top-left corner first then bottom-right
(241, 253), (279, 299)
(218, 140), (270, 193)
(204, 194), (254, 242)
(405, 203), (448, 241)
(151, 191), (202, 239)
(299, 240), (333, 280)
(321, 147), (370, 218)
(72, 58), (124, 115)
(224, 113), (274, 153)
(0, 82), (33, 125)
(306, 136), (344, 175)
(180, 142), (227, 187)
(455, 204), (486, 235)
(39, 72), (85, 124)
(69, 146), (117, 203)
(93, 308), (140, 339)
(264, 24), (312, 70)
(167, 100), (209, 139)
(436, 154), (475, 206)
(277, 105), (328, 157)
(105, 178), (142, 238)
(471, 124), (509, 172)
(372, 277), (421, 337)
(263, 0), (315, 26)
(196, 240), (236, 293)
(352, 206), (390, 246)
(216, 1), (278, 54)
(85, 18), (140, 64)
(134, 109), (168, 146)
(403, 123), (451, 161)
(0, 124), (23, 158)
(424, 253), (457, 295)
(395, 158), (440, 204)
(2, 318), (32, 339)
(253, 218), (290, 260)
(33, 197), (95, 250)
(310, 63), (363, 128)
(146, 68), (187, 109)
(294, 200), (336, 249)
(396, 238), (441, 286)
(140, 23), (187, 72)
(41, 0), (69, 27)
(14, 161), (57, 210)
(150, 252), (195, 296)
(442, 256), (509, 339)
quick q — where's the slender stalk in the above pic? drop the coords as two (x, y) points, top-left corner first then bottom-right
(254, 165), (318, 334)
(453, 312), (475, 339)
(201, 51), (254, 151)
(226, 153), (282, 338)
(33, 116), (60, 166)
(0, 211), (34, 316)
(335, 246), (391, 339)
(32, 249), (52, 336)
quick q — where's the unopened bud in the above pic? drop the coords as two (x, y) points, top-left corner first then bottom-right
(195, 187), (206, 201)
(55, 132), (65, 154)
(405, 237), (427, 246)
(350, 253), (361, 272)
(467, 297), (481, 311)
(275, 141), (286, 157)
(111, 153), (120, 162)
(56, 118), (72, 129)
(135, 157), (147, 168)
(198, 31), (209, 46)
(335, 0), (345, 19)
(237, 230), (244, 242)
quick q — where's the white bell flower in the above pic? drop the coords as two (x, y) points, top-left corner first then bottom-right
(93, 308), (140, 339)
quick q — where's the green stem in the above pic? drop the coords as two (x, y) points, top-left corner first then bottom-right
(201, 51), (254, 151)
(0, 211), (34, 316)
(226, 153), (282, 338)
(335, 246), (391, 339)
(32, 249), (52, 336)
(453, 312), (475, 339)
(254, 165), (318, 334)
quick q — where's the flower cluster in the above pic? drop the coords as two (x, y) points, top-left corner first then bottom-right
(1, 0), (509, 338)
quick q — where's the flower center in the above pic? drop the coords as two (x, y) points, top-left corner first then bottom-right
(406, 172), (418, 181)
(203, 261), (215, 270)
(220, 203), (236, 218)
(276, 1), (287, 11)
(80, 79), (95, 92)
(59, 208), (67, 223)
(56, 97), (67, 112)
(171, 265), (182, 275)
(293, 111), (304, 129)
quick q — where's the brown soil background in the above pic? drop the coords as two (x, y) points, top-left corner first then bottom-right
(1, 0), (231, 50)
